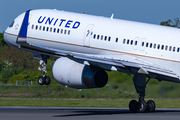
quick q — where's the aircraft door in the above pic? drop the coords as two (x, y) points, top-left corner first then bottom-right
(83, 24), (94, 47)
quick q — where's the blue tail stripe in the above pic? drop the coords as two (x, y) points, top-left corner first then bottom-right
(18, 9), (31, 38)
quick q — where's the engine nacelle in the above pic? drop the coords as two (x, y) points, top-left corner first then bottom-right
(52, 57), (108, 89)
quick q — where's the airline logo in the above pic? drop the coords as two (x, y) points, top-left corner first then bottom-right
(38, 16), (81, 29)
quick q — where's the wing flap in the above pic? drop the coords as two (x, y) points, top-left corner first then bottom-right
(72, 53), (179, 81)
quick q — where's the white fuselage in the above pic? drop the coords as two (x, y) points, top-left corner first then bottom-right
(4, 9), (180, 78)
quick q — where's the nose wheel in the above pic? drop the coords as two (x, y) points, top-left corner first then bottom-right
(38, 76), (51, 85)
(38, 76), (45, 85)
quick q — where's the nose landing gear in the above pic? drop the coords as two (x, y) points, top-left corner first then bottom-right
(38, 56), (51, 86)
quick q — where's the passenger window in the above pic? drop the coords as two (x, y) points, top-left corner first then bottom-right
(165, 46), (168, 50)
(57, 29), (60, 33)
(68, 30), (70, 35)
(50, 27), (52, 32)
(173, 47), (176, 52)
(43, 26), (45, 31)
(93, 34), (96, 39)
(108, 37), (111, 41)
(161, 45), (164, 50)
(130, 40), (133, 45)
(142, 42), (144, 47)
(127, 40), (130, 44)
(46, 27), (49, 31)
(54, 28), (56, 33)
(154, 44), (156, 49)
(123, 39), (126, 44)
(64, 30), (67, 34)
(39, 26), (42, 30)
(32, 25), (34, 29)
(135, 41), (138, 46)
(101, 35), (103, 40)
(97, 35), (100, 39)
(36, 25), (38, 30)
(150, 43), (152, 48)
(116, 38), (118, 42)
(61, 29), (63, 34)
(157, 44), (160, 49)
(177, 48), (180, 52)
(169, 46), (172, 51)
(146, 43), (149, 47)
(104, 36), (107, 41)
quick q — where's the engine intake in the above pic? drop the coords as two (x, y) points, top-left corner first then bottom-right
(52, 57), (108, 89)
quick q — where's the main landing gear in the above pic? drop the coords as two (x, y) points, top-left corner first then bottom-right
(129, 96), (156, 113)
(38, 56), (51, 86)
(129, 73), (156, 113)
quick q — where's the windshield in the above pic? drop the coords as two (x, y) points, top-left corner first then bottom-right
(9, 21), (15, 28)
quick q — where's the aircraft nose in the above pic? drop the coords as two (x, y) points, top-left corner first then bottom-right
(4, 10), (29, 49)
(4, 28), (19, 48)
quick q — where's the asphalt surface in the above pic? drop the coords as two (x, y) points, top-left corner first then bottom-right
(0, 106), (180, 120)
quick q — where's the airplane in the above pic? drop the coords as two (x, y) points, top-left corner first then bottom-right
(3, 9), (180, 113)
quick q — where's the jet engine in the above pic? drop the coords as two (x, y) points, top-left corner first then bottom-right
(52, 57), (108, 89)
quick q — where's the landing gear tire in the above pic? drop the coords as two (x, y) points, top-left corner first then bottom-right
(138, 100), (147, 113)
(45, 76), (51, 85)
(129, 100), (138, 113)
(38, 76), (45, 85)
(147, 100), (156, 112)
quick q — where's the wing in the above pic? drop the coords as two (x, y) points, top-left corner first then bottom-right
(19, 43), (180, 83)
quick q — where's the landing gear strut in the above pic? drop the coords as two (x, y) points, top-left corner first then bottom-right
(129, 73), (156, 113)
(38, 55), (51, 85)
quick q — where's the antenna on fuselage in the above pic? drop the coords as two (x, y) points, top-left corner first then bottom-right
(111, 13), (114, 19)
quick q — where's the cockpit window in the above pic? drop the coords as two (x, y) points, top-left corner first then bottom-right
(9, 21), (15, 28)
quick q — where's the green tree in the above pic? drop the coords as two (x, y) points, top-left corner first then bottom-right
(160, 17), (180, 28)
(0, 32), (7, 47)
(0, 46), (39, 69)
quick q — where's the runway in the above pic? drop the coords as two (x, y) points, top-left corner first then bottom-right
(0, 106), (180, 120)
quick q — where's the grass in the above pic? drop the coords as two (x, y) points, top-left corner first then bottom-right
(0, 98), (180, 108)
(1, 82), (180, 99)
(1, 81), (180, 108)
